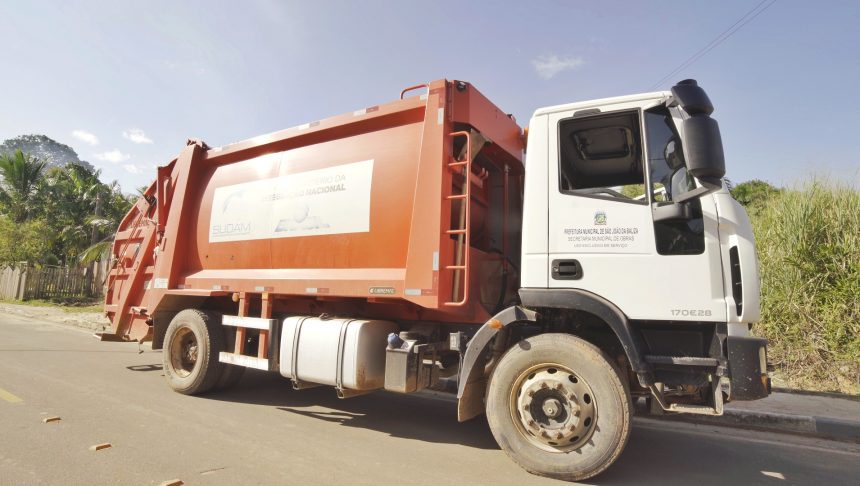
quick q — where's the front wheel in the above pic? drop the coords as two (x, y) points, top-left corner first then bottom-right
(486, 333), (631, 481)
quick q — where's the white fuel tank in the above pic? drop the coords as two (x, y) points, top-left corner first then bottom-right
(279, 316), (398, 390)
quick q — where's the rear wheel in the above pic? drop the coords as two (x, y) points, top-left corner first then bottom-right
(486, 333), (631, 481)
(163, 309), (225, 395)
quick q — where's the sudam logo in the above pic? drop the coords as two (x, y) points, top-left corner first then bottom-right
(212, 222), (251, 236)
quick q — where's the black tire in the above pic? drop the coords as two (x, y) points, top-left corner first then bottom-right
(486, 333), (631, 481)
(163, 309), (225, 395)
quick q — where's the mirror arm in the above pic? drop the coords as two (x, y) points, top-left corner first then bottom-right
(653, 176), (722, 223)
(674, 177), (721, 204)
(673, 185), (710, 203)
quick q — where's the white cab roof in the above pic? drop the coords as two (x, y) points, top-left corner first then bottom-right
(532, 91), (671, 117)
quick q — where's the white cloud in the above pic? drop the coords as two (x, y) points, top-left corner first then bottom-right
(72, 129), (99, 146)
(532, 54), (585, 80)
(123, 164), (141, 174)
(122, 128), (153, 144)
(94, 150), (131, 163)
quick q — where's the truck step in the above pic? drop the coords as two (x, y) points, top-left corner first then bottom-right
(648, 382), (724, 416)
(665, 403), (723, 415)
(219, 352), (270, 371)
(644, 355), (720, 367)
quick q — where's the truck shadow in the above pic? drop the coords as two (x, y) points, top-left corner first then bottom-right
(208, 369), (499, 450)
(126, 363), (163, 372)
(207, 371), (843, 485)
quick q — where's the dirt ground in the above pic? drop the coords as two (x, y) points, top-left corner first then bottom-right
(0, 302), (109, 332)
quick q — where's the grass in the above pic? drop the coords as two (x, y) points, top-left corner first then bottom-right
(0, 297), (102, 313)
(750, 178), (860, 394)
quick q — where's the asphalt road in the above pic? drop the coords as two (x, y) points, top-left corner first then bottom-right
(1, 314), (858, 485)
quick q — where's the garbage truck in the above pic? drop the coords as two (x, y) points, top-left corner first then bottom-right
(101, 78), (770, 480)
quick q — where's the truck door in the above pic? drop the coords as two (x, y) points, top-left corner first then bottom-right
(546, 99), (727, 322)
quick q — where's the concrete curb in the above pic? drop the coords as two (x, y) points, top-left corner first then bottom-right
(420, 390), (860, 443)
(651, 408), (860, 443)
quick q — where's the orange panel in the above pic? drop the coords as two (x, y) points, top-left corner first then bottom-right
(104, 79), (524, 341)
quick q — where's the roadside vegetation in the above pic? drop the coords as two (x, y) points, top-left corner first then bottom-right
(0, 149), (134, 266)
(0, 298), (102, 313)
(732, 179), (860, 394)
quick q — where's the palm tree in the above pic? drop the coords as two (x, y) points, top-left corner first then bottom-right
(0, 149), (47, 222)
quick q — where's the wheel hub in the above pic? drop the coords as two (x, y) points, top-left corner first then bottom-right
(168, 327), (199, 378)
(512, 365), (597, 451)
(542, 398), (562, 418)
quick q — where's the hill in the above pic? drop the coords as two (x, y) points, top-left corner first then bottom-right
(0, 134), (94, 171)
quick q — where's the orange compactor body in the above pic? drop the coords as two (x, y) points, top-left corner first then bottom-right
(104, 80), (525, 343)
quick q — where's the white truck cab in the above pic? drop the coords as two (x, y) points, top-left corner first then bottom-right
(515, 79), (769, 404)
(452, 80), (770, 480)
(467, 80), (770, 479)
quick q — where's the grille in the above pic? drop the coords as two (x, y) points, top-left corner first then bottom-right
(729, 246), (743, 316)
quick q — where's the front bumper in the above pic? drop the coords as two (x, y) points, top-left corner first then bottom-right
(727, 335), (771, 400)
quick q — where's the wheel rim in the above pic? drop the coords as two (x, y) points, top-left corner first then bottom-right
(168, 326), (199, 378)
(509, 363), (597, 452)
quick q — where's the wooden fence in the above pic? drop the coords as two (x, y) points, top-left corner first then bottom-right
(0, 262), (107, 301)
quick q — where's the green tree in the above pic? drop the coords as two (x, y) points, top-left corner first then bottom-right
(0, 149), (47, 222)
(35, 163), (134, 264)
(0, 149), (134, 267)
(619, 184), (643, 199)
(0, 215), (53, 264)
(730, 179), (780, 210)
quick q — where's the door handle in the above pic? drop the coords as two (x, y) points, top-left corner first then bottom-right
(552, 259), (583, 280)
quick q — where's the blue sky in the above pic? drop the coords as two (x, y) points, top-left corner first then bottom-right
(1, 0), (857, 192)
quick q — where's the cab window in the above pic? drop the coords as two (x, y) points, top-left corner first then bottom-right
(644, 106), (705, 255)
(558, 110), (646, 203)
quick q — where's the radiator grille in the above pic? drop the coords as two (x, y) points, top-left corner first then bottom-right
(729, 246), (743, 316)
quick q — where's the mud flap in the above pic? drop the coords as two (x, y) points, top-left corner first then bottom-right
(727, 335), (770, 400)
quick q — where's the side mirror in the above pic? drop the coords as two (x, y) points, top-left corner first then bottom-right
(671, 79), (726, 187)
(682, 116), (725, 185)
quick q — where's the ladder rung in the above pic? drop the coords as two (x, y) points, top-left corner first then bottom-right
(446, 265), (466, 270)
(446, 229), (467, 235)
(446, 194), (468, 200)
